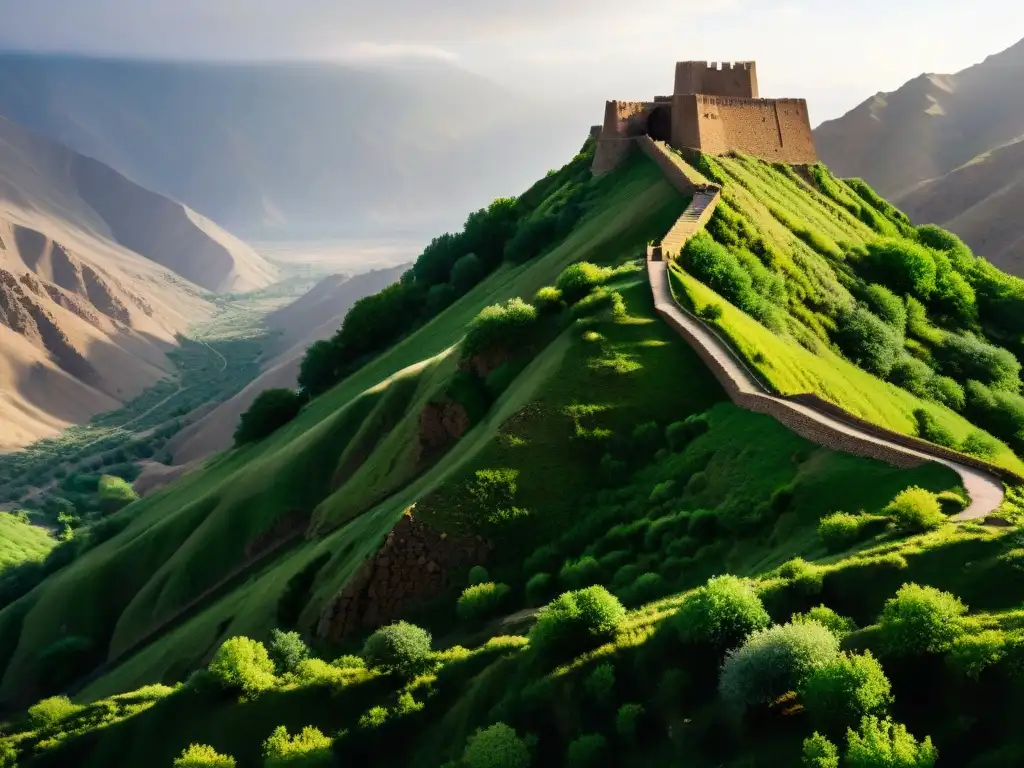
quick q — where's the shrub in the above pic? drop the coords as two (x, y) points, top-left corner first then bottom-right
(936, 333), (1020, 392)
(174, 744), (237, 767)
(567, 734), (608, 767)
(802, 732), (840, 768)
(800, 651), (892, 733)
(719, 621), (840, 711)
(530, 586), (626, 657)
(28, 695), (81, 730)
(863, 284), (907, 333)
(878, 583), (967, 657)
(533, 286), (564, 313)
(698, 303), (723, 321)
(293, 658), (348, 687)
(928, 376), (965, 411)
(666, 413), (710, 451)
(468, 566), (491, 585)
(556, 262), (614, 303)
(948, 629), (1006, 679)
(234, 389), (304, 445)
(688, 508), (718, 539)
(888, 357), (933, 398)
(844, 716), (937, 768)
(461, 723), (531, 768)
(525, 573), (553, 606)
(463, 298), (539, 358)
(675, 575), (771, 654)
(681, 233), (758, 313)
(616, 703), (644, 743)
(583, 662), (616, 703)
(818, 512), (871, 552)
(263, 725), (333, 767)
(621, 572), (666, 605)
(864, 240), (937, 299)
(792, 606), (858, 639)
(935, 490), (967, 514)
(208, 637), (277, 699)
(331, 655), (366, 670)
(267, 629), (310, 676)
(912, 409), (958, 449)
(833, 306), (903, 377)
(961, 431), (999, 458)
(363, 621), (432, 674)
(559, 556), (603, 590)
(884, 487), (945, 533)
(97, 475), (138, 512)
(359, 707), (389, 729)
(458, 582), (511, 621)
(572, 287), (626, 319)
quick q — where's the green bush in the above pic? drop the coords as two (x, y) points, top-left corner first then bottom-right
(468, 565), (491, 585)
(97, 474), (138, 512)
(530, 586), (626, 657)
(965, 379), (1024, 446)
(359, 707), (389, 729)
(533, 286), (564, 313)
(362, 621), (433, 674)
(234, 389), (304, 445)
(864, 240), (937, 300)
(833, 306), (903, 378)
(845, 716), (937, 768)
(583, 662), (615, 703)
(935, 490), (967, 515)
(675, 575), (771, 655)
(863, 284), (907, 333)
(621, 572), (666, 605)
(451, 253), (485, 295)
(960, 430), (999, 458)
(934, 333), (1021, 392)
(461, 723), (531, 768)
(27, 695), (81, 730)
(948, 629), (1006, 679)
(688, 508), (718, 538)
(331, 654), (366, 670)
(559, 556), (603, 590)
(616, 703), (645, 743)
(802, 732), (840, 768)
(928, 376), (965, 411)
(818, 512), (871, 552)
(884, 487), (945, 533)
(555, 262), (614, 303)
(567, 734), (608, 767)
(263, 725), (333, 767)
(878, 583), (967, 657)
(666, 414), (710, 451)
(698, 303), (723, 321)
(208, 637), (277, 699)
(458, 582), (511, 621)
(174, 744), (237, 767)
(293, 658), (348, 687)
(888, 357), (933, 398)
(912, 408), (958, 448)
(792, 606), (858, 639)
(719, 621), (840, 711)
(525, 573), (553, 606)
(800, 651), (892, 733)
(267, 629), (310, 676)
(462, 298), (539, 358)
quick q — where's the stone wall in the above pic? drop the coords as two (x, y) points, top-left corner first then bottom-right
(674, 61), (759, 99)
(317, 511), (490, 642)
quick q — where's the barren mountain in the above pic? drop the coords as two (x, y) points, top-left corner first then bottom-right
(167, 264), (409, 466)
(814, 37), (1024, 272)
(0, 118), (271, 449)
(0, 55), (585, 240)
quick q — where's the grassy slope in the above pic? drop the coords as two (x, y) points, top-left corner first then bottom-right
(0, 515), (55, 574)
(671, 153), (1024, 475)
(17, 152), (683, 703)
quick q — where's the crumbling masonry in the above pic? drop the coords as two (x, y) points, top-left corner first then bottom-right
(592, 61), (817, 174)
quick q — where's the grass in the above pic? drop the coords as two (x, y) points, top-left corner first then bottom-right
(0, 514), (55, 574)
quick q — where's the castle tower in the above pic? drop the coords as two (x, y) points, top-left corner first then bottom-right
(674, 61), (759, 99)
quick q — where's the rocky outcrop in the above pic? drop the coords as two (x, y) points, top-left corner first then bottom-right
(316, 511), (489, 642)
(81, 263), (131, 325)
(417, 398), (470, 466)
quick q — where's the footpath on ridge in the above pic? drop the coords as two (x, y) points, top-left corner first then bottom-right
(637, 138), (1007, 521)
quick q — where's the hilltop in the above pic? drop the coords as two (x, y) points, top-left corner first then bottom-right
(1, 124), (1024, 767)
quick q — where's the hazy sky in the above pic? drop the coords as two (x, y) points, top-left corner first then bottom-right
(2, 0), (1022, 124)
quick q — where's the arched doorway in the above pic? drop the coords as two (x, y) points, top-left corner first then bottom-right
(646, 106), (672, 142)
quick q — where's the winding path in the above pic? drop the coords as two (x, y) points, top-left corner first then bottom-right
(639, 145), (1008, 521)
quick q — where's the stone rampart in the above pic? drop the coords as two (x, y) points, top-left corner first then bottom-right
(675, 61), (759, 98)
(679, 95), (817, 164)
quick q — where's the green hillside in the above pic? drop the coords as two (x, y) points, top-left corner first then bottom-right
(4, 139), (1024, 768)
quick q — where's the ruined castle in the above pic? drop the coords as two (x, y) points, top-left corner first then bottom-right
(592, 61), (817, 174)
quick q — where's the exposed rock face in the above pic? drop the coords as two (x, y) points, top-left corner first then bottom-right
(462, 348), (508, 379)
(316, 511), (489, 642)
(81, 262), (131, 325)
(417, 397), (470, 465)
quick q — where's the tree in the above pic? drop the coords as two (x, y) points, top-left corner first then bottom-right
(234, 389), (304, 445)
(719, 621), (840, 712)
(451, 253), (485, 295)
(567, 734), (608, 767)
(675, 575), (770, 655)
(802, 732), (840, 768)
(845, 716), (937, 768)
(877, 583), (967, 657)
(97, 475), (138, 513)
(208, 637), (277, 699)
(267, 629), (310, 675)
(833, 306), (903, 377)
(297, 340), (340, 397)
(461, 723), (531, 768)
(800, 651), (892, 734)
(935, 333), (1020, 392)
(530, 586), (626, 657)
(865, 240), (938, 299)
(262, 725), (333, 767)
(362, 621), (432, 674)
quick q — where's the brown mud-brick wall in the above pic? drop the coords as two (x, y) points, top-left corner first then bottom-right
(674, 61), (759, 99)
(317, 512), (490, 642)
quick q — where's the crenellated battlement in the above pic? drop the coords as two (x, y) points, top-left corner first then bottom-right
(675, 60), (759, 98)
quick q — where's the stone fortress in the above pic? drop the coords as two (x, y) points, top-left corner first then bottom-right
(592, 61), (818, 174)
